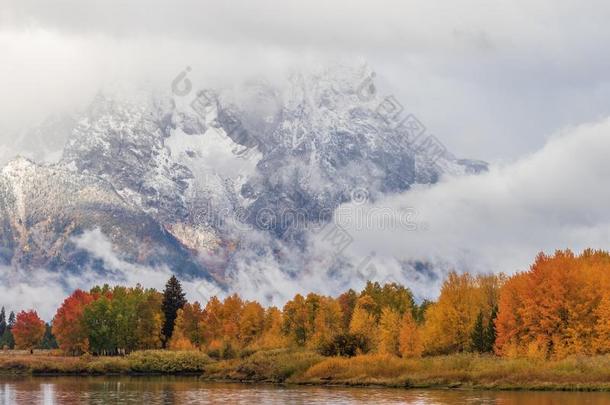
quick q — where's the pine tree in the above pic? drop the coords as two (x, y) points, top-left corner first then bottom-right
(161, 275), (187, 347)
(0, 329), (14, 349)
(8, 311), (15, 329)
(470, 311), (486, 352)
(0, 307), (6, 337)
(484, 305), (498, 353)
(2, 311), (17, 348)
(40, 323), (59, 350)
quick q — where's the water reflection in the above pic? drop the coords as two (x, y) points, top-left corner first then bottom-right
(0, 376), (609, 404)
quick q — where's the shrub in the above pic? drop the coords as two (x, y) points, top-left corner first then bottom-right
(317, 333), (369, 357)
(231, 349), (323, 382)
(127, 350), (210, 373)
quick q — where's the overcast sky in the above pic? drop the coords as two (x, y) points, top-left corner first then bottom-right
(3, 0), (610, 162)
(1, 1), (610, 314)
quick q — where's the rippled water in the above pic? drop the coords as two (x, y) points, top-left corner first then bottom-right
(1, 376), (609, 404)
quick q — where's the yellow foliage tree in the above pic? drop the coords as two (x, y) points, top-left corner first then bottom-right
(239, 301), (265, 348)
(594, 292), (610, 353)
(378, 307), (401, 356)
(399, 311), (423, 357)
(349, 294), (378, 351)
(169, 303), (205, 350)
(309, 297), (343, 350)
(421, 272), (501, 355)
(255, 307), (288, 349)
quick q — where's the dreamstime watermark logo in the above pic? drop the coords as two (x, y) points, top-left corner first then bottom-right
(355, 71), (450, 171)
(195, 280), (223, 306)
(171, 67), (286, 159)
(190, 199), (425, 236)
(353, 251), (404, 287)
(350, 187), (370, 205)
(170, 67), (432, 290)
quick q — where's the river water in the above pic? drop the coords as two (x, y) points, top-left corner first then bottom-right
(1, 376), (609, 404)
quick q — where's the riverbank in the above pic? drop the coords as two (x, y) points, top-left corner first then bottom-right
(0, 350), (211, 375)
(1, 349), (610, 391)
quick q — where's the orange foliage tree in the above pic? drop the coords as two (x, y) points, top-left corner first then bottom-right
(170, 302), (205, 350)
(13, 310), (45, 352)
(421, 272), (503, 355)
(495, 250), (610, 358)
(399, 311), (423, 357)
(52, 289), (96, 355)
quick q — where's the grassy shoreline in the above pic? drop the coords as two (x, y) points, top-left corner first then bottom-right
(1, 350), (609, 392)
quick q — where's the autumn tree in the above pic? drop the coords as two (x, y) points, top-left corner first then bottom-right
(361, 281), (415, 319)
(337, 289), (358, 331)
(378, 307), (401, 356)
(134, 289), (164, 350)
(256, 307), (287, 349)
(202, 296), (224, 347)
(399, 311), (423, 358)
(309, 296), (343, 350)
(221, 294), (244, 346)
(12, 310), (45, 353)
(495, 250), (610, 358)
(349, 294), (377, 352)
(594, 291), (610, 353)
(421, 272), (502, 355)
(282, 294), (309, 346)
(239, 301), (265, 347)
(52, 289), (96, 355)
(161, 276), (187, 348)
(170, 302), (205, 350)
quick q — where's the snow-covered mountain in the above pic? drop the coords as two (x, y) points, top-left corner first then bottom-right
(0, 64), (487, 289)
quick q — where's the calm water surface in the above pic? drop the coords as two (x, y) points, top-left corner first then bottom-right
(1, 376), (609, 404)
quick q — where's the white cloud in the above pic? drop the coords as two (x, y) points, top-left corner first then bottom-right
(1, 0), (610, 312)
(337, 117), (610, 298)
(3, 1), (610, 160)
(0, 229), (224, 320)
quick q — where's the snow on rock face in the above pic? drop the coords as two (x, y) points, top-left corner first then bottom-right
(0, 63), (487, 286)
(0, 157), (208, 278)
(61, 91), (195, 223)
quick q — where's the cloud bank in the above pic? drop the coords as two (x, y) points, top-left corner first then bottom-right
(3, 0), (610, 161)
(338, 117), (610, 297)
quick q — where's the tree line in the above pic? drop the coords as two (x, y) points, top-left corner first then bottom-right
(4, 249), (610, 359)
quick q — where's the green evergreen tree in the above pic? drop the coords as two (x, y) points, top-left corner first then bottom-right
(39, 323), (59, 350)
(0, 329), (15, 349)
(414, 299), (433, 324)
(483, 305), (498, 353)
(0, 307), (6, 337)
(161, 275), (187, 347)
(8, 311), (15, 329)
(0, 311), (17, 349)
(470, 311), (486, 352)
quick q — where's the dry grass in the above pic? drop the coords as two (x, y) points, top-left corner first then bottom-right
(0, 350), (209, 375)
(202, 348), (323, 383)
(2, 349), (610, 390)
(300, 353), (610, 390)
